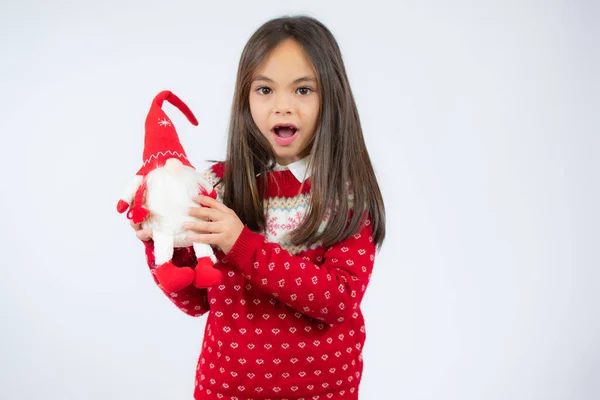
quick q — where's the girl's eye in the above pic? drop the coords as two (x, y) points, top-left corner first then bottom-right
(256, 86), (272, 95)
(255, 86), (313, 95)
(297, 87), (313, 95)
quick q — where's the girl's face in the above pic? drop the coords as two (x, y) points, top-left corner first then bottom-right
(249, 39), (321, 166)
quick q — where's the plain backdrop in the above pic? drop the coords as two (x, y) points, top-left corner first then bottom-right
(1, 0), (598, 399)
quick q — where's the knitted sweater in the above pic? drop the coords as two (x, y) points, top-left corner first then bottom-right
(142, 159), (376, 400)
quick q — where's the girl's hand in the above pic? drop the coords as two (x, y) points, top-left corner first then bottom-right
(185, 195), (245, 254)
(130, 219), (152, 241)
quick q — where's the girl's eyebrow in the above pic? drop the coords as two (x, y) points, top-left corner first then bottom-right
(253, 75), (316, 84)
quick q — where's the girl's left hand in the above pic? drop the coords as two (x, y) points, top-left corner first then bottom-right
(184, 195), (245, 254)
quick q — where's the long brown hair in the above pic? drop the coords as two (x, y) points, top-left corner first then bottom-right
(222, 15), (386, 250)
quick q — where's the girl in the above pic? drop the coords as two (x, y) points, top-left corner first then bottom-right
(132, 15), (385, 400)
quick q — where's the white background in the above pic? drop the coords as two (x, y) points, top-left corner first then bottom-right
(1, 0), (598, 399)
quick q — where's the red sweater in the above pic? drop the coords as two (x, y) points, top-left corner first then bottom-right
(142, 162), (376, 400)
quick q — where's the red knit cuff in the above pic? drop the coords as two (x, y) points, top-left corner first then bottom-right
(143, 238), (154, 250)
(225, 226), (263, 270)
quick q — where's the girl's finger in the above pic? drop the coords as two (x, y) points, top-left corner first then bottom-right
(188, 233), (220, 245)
(130, 220), (142, 231)
(136, 229), (152, 241)
(193, 195), (229, 212)
(188, 206), (221, 221)
(184, 220), (220, 234)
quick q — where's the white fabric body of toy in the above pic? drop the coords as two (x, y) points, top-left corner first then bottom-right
(138, 158), (216, 266)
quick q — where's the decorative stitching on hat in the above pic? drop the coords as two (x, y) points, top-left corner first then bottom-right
(143, 150), (188, 166)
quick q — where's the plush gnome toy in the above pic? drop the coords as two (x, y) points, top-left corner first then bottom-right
(117, 90), (223, 292)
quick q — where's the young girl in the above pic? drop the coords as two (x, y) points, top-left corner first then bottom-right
(132, 15), (385, 400)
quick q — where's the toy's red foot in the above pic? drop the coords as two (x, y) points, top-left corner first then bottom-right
(155, 261), (194, 292)
(194, 257), (222, 288)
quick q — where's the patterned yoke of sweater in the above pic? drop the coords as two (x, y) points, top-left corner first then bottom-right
(141, 158), (377, 400)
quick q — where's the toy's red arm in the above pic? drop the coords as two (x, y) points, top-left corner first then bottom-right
(116, 175), (144, 214)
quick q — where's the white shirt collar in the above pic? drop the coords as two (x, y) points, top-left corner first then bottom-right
(273, 156), (311, 183)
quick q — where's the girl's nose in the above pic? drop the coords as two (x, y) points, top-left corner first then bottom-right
(274, 95), (293, 115)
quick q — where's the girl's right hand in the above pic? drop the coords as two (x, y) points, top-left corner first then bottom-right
(131, 220), (153, 241)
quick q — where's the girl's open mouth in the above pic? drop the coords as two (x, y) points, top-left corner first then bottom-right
(272, 124), (299, 146)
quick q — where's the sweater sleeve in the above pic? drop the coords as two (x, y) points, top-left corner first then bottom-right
(142, 240), (210, 317)
(223, 216), (376, 325)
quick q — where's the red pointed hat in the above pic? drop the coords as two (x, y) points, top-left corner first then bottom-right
(136, 90), (198, 176)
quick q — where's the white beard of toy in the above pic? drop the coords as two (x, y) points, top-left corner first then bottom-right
(142, 158), (216, 265)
